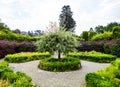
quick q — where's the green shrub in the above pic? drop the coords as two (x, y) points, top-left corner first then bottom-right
(66, 51), (117, 63)
(4, 52), (51, 63)
(82, 31), (88, 41)
(91, 32), (113, 41)
(0, 61), (35, 87)
(85, 59), (120, 87)
(38, 58), (81, 72)
(88, 31), (97, 40)
(0, 29), (36, 41)
(111, 44), (120, 57)
(112, 26), (120, 39)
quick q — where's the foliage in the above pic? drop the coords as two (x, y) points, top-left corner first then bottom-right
(16, 41), (37, 53)
(4, 52), (51, 63)
(95, 25), (104, 34)
(105, 22), (120, 32)
(85, 59), (120, 87)
(88, 31), (97, 40)
(59, 5), (76, 32)
(111, 44), (120, 57)
(0, 29), (36, 41)
(0, 20), (10, 30)
(94, 22), (120, 34)
(91, 32), (113, 41)
(112, 26), (120, 39)
(82, 31), (88, 41)
(0, 40), (36, 58)
(0, 61), (35, 87)
(66, 51), (117, 63)
(77, 41), (104, 52)
(37, 30), (77, 59)
(38, 57), (81, 72)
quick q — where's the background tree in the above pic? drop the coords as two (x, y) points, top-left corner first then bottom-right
(0, 19), (10, 30)
(37, 29), (77, 59)
(95, 25), (104, 34)
(82, 31), (88, 41)
(12, 29), (21, 34)
(105, 22), (120, 32)
(59, 5), (76, 32)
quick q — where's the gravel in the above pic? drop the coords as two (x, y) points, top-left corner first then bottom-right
(9, 60), (110, 87)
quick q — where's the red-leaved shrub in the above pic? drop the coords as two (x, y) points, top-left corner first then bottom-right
(0, 40), (36, 59)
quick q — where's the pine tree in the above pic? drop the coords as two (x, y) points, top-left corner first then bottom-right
(59, 5), (76, 32)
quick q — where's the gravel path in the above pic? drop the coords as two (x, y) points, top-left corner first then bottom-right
(9, 60), (110, 87)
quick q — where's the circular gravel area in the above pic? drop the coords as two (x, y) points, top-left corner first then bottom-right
(9, 60), (110, 87)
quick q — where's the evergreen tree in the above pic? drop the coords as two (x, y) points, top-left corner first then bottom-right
(59, 5), (76, 32)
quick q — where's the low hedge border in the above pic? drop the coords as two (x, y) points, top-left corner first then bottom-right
(66, 51), (117, 63)
(38, 58), (81, 72)
(4, 52), (51, 63)
(85, 59), (120, 87)
(0, 61), (35, 87)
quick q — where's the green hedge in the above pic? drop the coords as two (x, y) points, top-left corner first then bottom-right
(0, 61), (35, 87)
(4, 52), (51, 63)
(85, 59), (120, 87)
(0, 29), (36, 41)
(91, 32), (113, 41)
(66, 51), (117, 63)
(38, 58), (81, 72)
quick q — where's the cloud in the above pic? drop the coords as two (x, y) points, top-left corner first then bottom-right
(0, 0), (120, 34)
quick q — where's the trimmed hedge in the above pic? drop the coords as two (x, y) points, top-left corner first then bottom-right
(85, 59), (120, 87)
(0, 61), (35, 87)
(4, 52), (51, 63)
(77, 41), (104, 52)
(66, 51), (117, 63)
(38, 58), (81, 72)
(0, 40), (36, 59)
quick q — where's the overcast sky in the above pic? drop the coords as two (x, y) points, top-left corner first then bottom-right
(0, 0), (120, 35)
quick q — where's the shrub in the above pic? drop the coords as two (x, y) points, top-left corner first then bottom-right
(0, 40), (36, 58)
(15, 41), (36, 52)
(77, 41), (104, 52)
(0, 61), (35, 87)
(4, 52), (51, 63)
(0, 40), (17, 58)
(88, 31), (97, 40)
(91, 32), (113, 41)
(0, 30), (36, 41)
(85, 59), (120, 87)
(66, 51), (117, 63)
(112, 26), (120, 39)
(82, 31), (88, 41)
(38, 58), (81, 72)
(111, 44), (120, 57)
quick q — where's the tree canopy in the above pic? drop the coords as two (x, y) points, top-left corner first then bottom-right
(59, 5), (76, 32)
(37, 29), (77, 59)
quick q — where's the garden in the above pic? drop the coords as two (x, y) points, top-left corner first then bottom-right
(0, 5), (120, 87)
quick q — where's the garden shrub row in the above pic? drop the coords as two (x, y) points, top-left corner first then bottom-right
(85, 59), (120, 87)
(0, 29), (36, 41)
(77, 41), (104, 52)
(4, 52), (51, 63)
(0, 61), (35, 87)
(66, 51), (117, 63)
(91, 32), (113, 41)
(77, 40), (120, 57)
(0, 40), (36, 58)
(38, 58), (81, 72)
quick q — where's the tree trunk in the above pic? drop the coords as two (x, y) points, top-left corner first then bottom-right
(58, 51), (61, 60)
